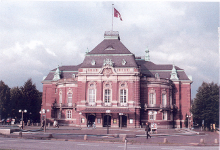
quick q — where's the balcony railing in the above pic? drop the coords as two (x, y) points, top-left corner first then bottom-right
(144, 104), (172, 110)
(52, 103), (75, 108)
(102, 103), (112, 107)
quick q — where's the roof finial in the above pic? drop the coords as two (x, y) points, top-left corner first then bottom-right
(170, 64), (179, 80)
(53, 65), (61, 81)
(145, 47), (150, 61)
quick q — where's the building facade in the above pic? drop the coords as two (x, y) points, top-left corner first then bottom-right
(41, 31), (192, 128)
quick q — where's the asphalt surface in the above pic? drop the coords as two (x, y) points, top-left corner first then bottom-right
(0, 125), (219, 147)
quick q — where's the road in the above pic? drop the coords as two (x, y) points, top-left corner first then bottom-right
(0, 137), (218, 150)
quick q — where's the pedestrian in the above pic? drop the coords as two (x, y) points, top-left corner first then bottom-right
(53, 119), (59, 128)
(93, 122), (96, 129)
(41, 119), (45, 128)
(145, 122), (151, 139)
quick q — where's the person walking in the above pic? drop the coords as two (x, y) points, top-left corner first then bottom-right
(145, 122), (151, 139)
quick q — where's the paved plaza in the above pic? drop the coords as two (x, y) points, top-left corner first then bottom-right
(0, 125), (219, 147)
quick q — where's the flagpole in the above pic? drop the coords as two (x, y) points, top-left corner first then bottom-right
(112, 4), (114, 31)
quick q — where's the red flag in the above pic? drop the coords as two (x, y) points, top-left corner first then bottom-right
(114, 8), (123, 21)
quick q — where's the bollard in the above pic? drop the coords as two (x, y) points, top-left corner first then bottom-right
(163, 138), (168, 144)
(200, 138), (205, 144)
(19, 131), (22, 137)
(214, 139), (218, 144)
(84, 135), (87, 140)
(124, 138), (127, 150)
(48, 123), (50, 128)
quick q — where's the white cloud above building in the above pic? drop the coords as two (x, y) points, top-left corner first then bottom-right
(0, 1), (218, 98)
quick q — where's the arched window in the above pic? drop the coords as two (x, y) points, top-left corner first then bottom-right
(103, 82), (112, 105)
(88, 82), (96, 105)
(119, 82), (128, 105)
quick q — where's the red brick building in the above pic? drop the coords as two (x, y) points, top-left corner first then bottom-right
(41, 31), (192, 128)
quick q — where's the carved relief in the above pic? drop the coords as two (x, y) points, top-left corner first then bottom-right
(103, 68), (113, 78)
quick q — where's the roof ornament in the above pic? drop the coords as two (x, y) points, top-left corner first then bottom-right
(91, 59), (96, 66)
(103, 58), (114, 67)
(170, 64), (179, 80)
(145, 48), (150, 61)
(122, 59), (126, 65)
(85, 47), (89, 54)
(53, 65), (61, 81)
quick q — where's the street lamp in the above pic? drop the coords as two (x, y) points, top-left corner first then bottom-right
(40, 109), (50, 132)
(79, 112), (82, 129)
(119, 113), (123, 129)
(187, 115), (191, 129)
(106, 110), (111, 134)
(19, 109), (27, 129)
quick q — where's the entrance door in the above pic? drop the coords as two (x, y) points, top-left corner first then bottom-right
(119, 115), (127, 127)
(103, 115), (111, 127)
(87, 115), (96, 127)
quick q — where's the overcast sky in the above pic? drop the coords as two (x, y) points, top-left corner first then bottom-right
(0, 1), (219, 99)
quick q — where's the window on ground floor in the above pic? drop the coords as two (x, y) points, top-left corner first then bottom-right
(162, 111), (167, 120)
(66, 110), (72, 119)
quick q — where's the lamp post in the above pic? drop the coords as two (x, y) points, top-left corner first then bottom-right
(119, 113), (123, 129)
(79, 112), (82, 129)
(187, 115), (191, 129)
(106, 110), (111, 134)
(40, 109), (50, 132)
(19, 109), (27, 129)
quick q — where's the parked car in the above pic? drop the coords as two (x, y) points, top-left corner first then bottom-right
(0, 119), (5, 125)
(6, 118), (12, 125)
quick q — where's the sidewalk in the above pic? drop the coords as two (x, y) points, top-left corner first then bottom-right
(0, 125), (219, 146)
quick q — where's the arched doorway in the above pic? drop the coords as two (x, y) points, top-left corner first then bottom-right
(87, 114), (96, 127)
(119, 115), (127, 127)
(103, 115), (111, 127)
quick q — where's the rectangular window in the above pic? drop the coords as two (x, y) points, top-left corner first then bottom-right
(163, 111), (167, 120)
(59, 93), (62, 104)
(149, 111), (157, 120)
(104, 89), (111, 103)
(67, 110), (72, 119)
(162, 94), (166, 106)
(67, 93), (72, 104)
(120, 89), (126, 103)
(149, 93), (154, 104)
(97, 119), (101, 124)
(89, 89), (95, 103)
(150, 114), (154, 120)
(129, 119), (133, 124)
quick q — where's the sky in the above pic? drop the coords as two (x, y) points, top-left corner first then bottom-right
(0, 1), (219, 99)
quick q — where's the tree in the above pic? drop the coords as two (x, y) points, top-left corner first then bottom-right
(10, 86), (23, 119)
(191, 82), (219, 129)
(0, 81), (11, 119)
(21, 79), (42, 123)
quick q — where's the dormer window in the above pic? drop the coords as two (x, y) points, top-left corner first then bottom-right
(122, 59), (126, 65)
(105, 45), (115, 50)
(91, 60), (96, 66)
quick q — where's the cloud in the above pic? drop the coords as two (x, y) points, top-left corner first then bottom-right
(0, 1), (218, 99)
